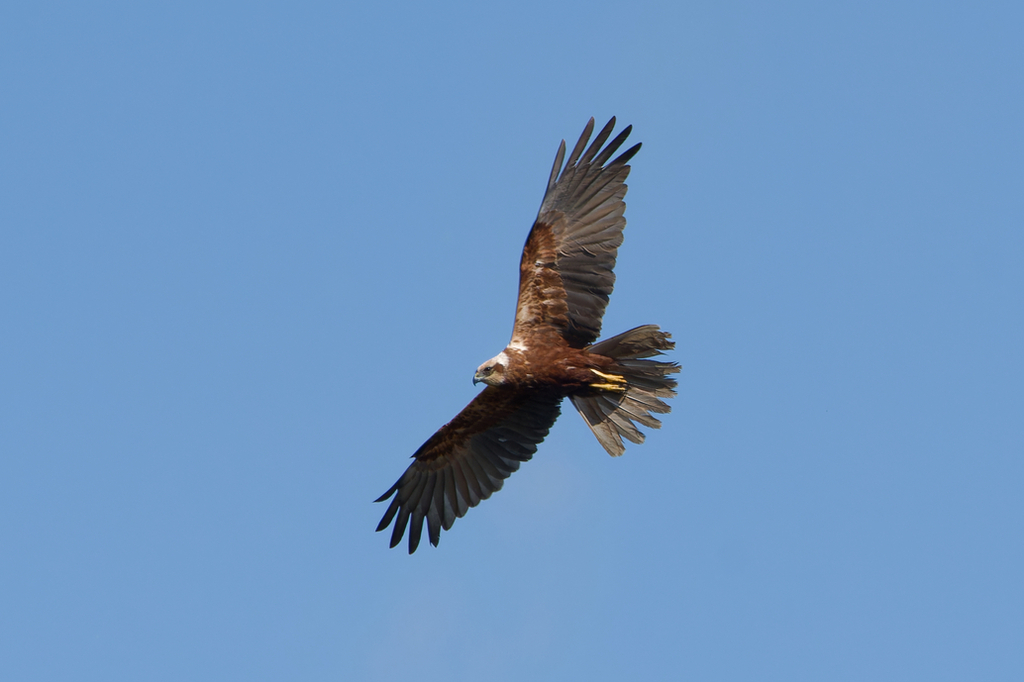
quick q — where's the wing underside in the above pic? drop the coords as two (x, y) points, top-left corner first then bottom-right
(375, 387), (563, 553)
(512, 117), (641, 348)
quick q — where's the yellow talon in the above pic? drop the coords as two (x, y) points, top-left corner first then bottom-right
(590, 369), (627, 384)
(590, 382), (627, 392)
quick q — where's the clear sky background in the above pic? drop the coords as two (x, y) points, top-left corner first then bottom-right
(2, 2), (1022, 680)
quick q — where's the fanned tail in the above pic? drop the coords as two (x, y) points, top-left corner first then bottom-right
(570, 325), (679, 457)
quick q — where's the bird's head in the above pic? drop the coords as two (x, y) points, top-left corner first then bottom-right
(474, 352), (508, 386)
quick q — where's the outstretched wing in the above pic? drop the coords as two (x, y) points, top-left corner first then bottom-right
(511, 117), (641, 349)
(375, 387), (562, 553)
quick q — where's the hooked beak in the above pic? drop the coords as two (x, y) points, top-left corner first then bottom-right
(473, 374), (482, 385)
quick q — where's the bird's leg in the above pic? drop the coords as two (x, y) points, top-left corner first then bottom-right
(589, 368), (627, 392)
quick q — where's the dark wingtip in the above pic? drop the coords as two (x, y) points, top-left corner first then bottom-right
(375, 494), (401, 533)
(373, 482), (398, 504)
(408, 527), (421, 554)
(389, 507), (410, 549)
(616, 141), (642, 167)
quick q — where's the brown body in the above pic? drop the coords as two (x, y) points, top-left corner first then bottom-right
(376, 118), (679, 552)
(484, 345), (619, 391)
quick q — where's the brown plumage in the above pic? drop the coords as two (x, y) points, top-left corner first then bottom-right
(376, 118), (679, 552)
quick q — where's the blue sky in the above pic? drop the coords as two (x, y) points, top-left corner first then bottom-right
(2, 2), (1022, 680)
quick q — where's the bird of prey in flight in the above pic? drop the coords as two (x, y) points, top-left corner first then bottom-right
(376, 117), (678, 553)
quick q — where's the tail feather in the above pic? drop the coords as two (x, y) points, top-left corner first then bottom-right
(570, 325), (679, 457)
(586, 324), (675, 359)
